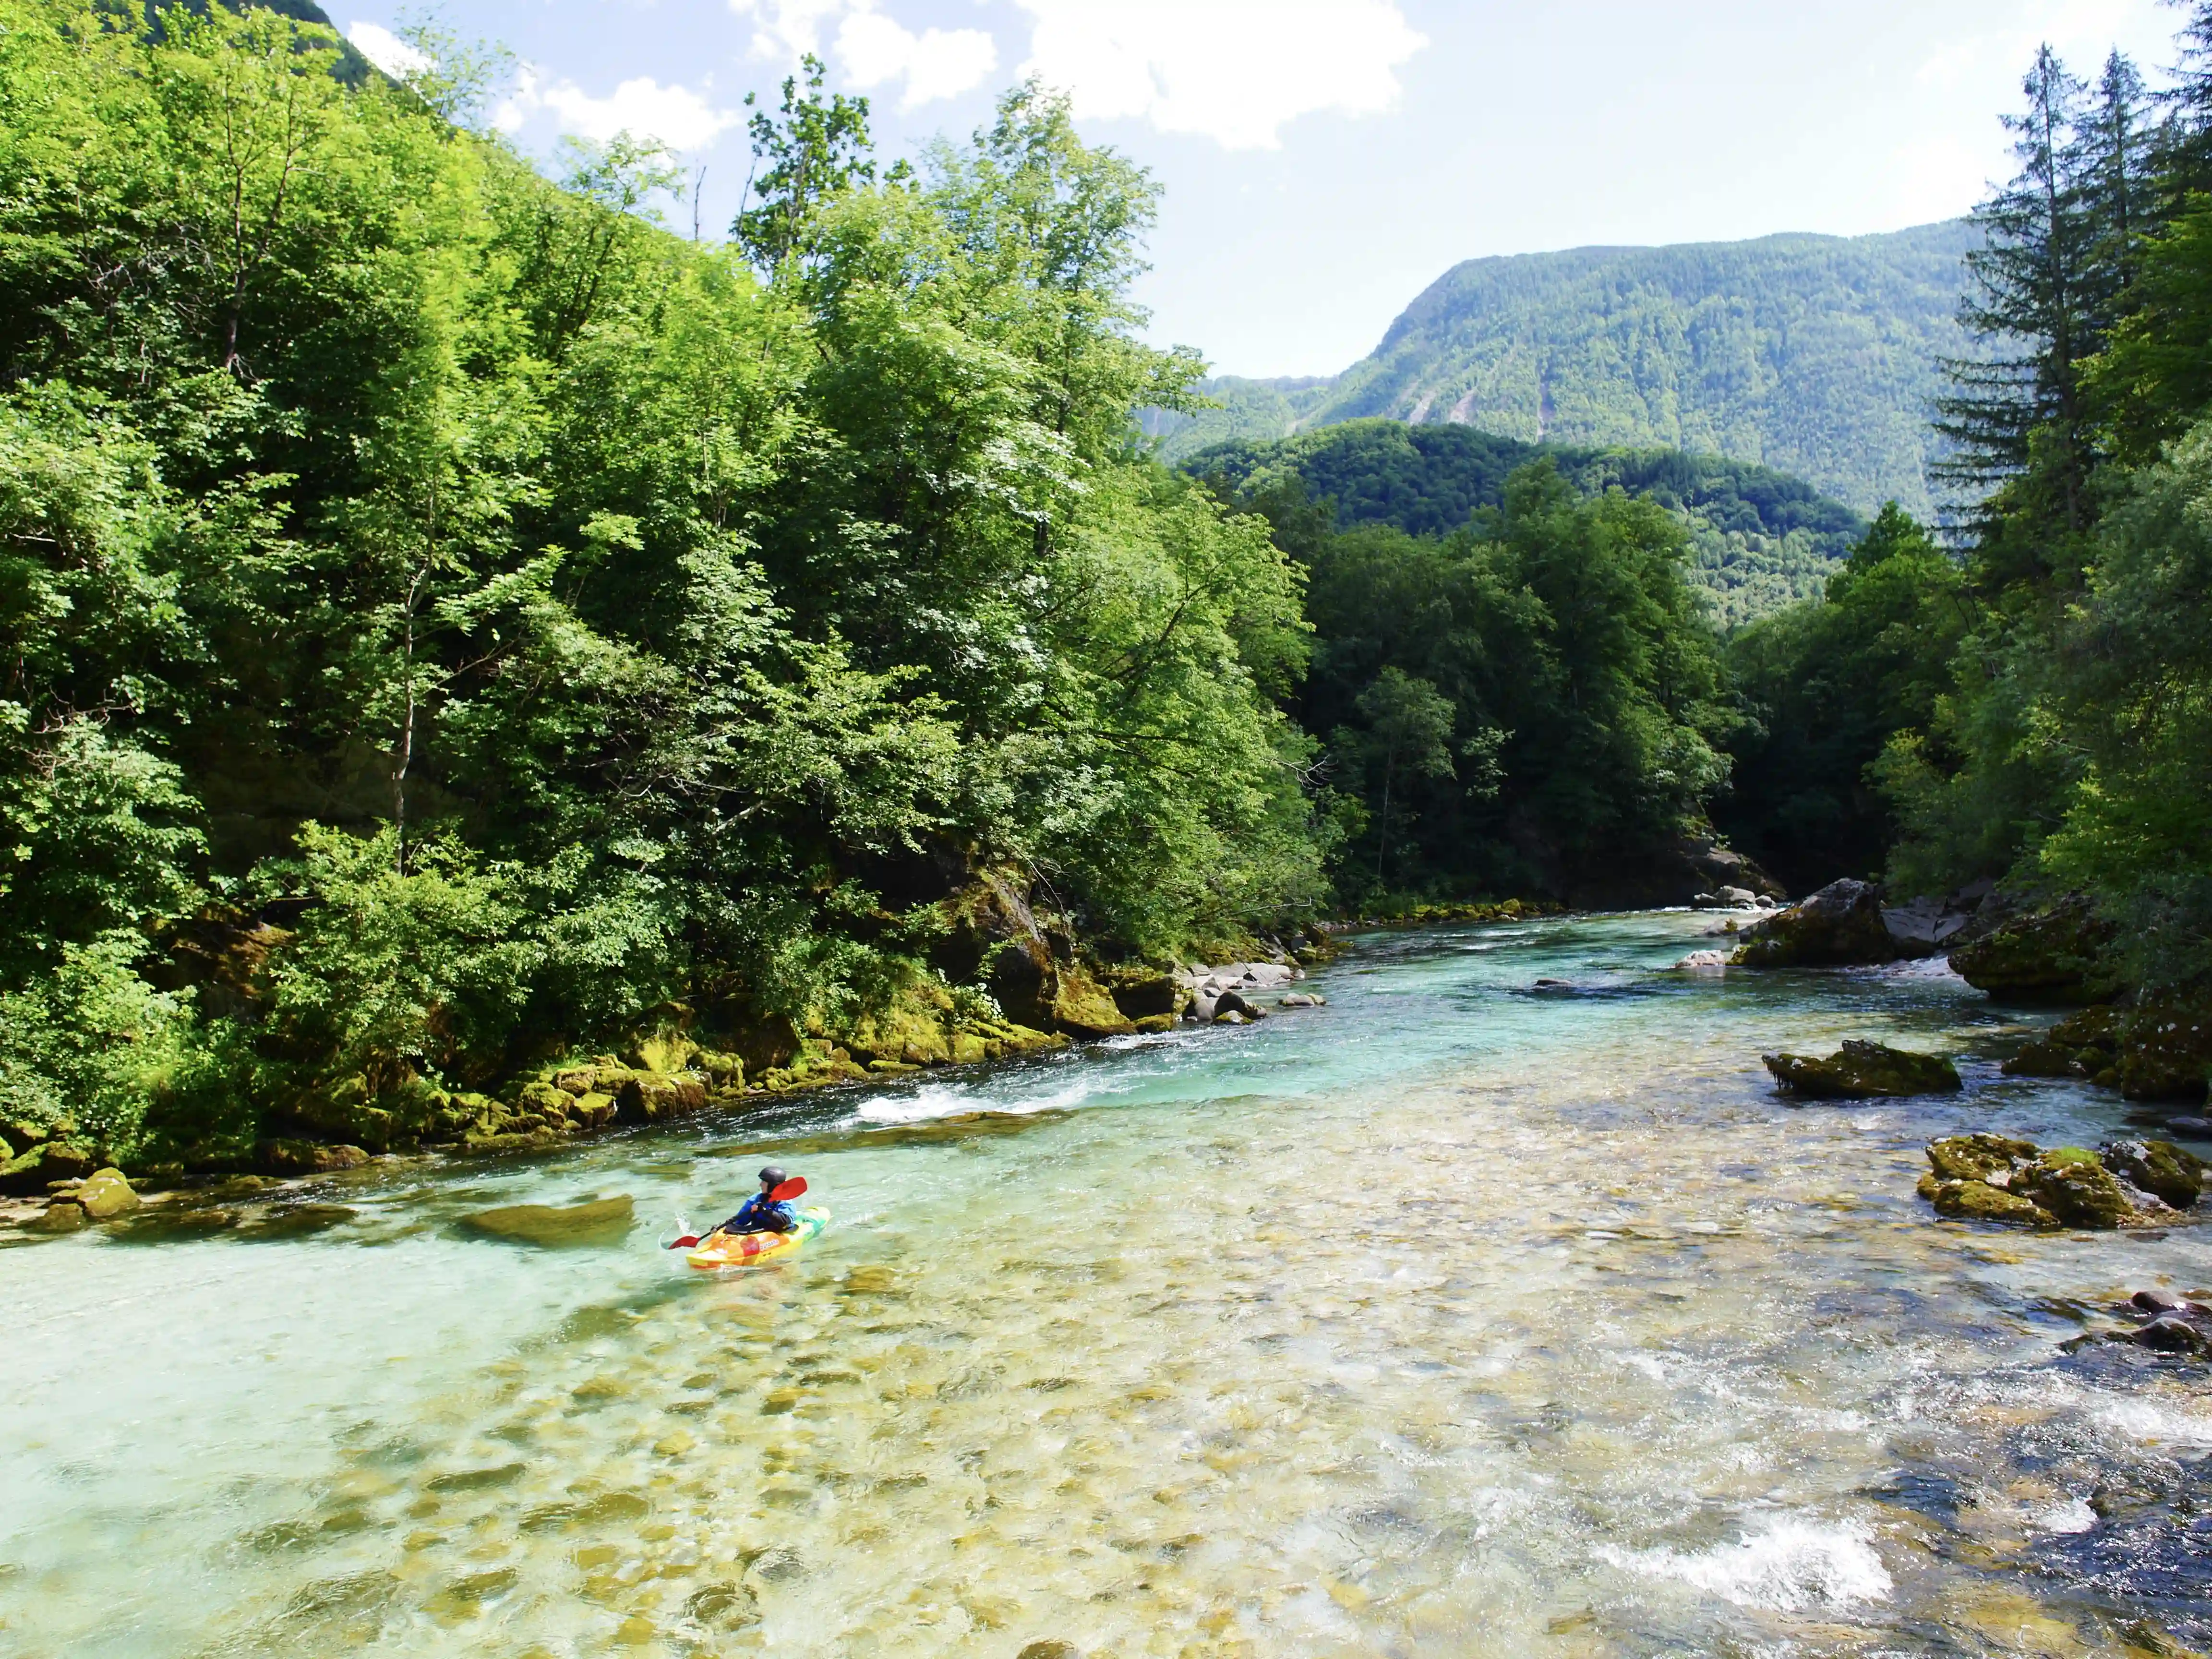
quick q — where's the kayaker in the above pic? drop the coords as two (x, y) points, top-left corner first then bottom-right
(714, 1166), (799, 1237)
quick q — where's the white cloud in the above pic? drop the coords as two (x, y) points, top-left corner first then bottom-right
(728, 0), (997, 108)
(345, 20), (432, 79)
(838, 9), (997, 109)
(1014, 0), (1427, 150)
(496, 68), (744, 151)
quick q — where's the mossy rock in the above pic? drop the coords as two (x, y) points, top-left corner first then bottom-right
(458, 1195), (634, 1248)
(1927, 1133), (2039, 1184)
(2100, 1139), (2205, 1209)
(259, 1140), (370, 1176)
(1051, 964), (1135, 1039)
(1918, 1174), (2058, 1226)
(1131, 1013), (1178, 1034)
(0, 1140), (98, 1195)
(1948, 896), (2121, 1003)
(23, 1200), (89, 1234)
(1731, 880), (1900, 969)
(72, 1168), (141, 1221)
(843, 985), (955, 1068)
(624, 1023), (700, 1076)
(2116, 994), (2212, 1102)
(1097, 965), (1179, 1020)
(1764, 1040), (1962, 1099)
(615, 1072), (709, 1124)
(949, 1032), (988, 1065)
(2018, 1149), (2137, 1228)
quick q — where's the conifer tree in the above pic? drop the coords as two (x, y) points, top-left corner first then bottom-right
(1935, 46), (2100, 538)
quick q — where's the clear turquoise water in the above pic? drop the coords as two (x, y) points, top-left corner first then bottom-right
(4, 912), (2209, 1658)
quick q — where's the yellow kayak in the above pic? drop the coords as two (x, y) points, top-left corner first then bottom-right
(685, 1207), (830, 1269)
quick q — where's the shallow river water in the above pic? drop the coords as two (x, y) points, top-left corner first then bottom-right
(6, 912), (2212, 1659)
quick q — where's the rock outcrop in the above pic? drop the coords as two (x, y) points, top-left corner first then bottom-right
(1731, 880), (1902, 968)
(1764, 1040), (1963, 1098)
(1917, 1133), (2204, 1228)
(1948, 896), (2122, 1003)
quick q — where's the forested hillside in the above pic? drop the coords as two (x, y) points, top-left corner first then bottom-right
(0, 3), (1324, 1172)
(1190, 421), (1867, 625)
(1156, 224), (1979, 518)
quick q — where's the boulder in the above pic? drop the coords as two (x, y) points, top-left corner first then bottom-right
(1050, 964), (1136, 1039)
(24, 1200), (89, 1234)
(1278, 992), (1318, 1008)
(1879, 895), (1976, 955)
(1130, 1013), (1177, 1034)
(2018, 1148), (2138, 1229)
(2130, 1315), (2211, 1355)
(1211, 990), (1265, 1022)
(2099, 1139), (2205, 1209)
(1731, 880), (1901, 969)
(1920, 1174), (2057, 1226)
(72, 1168), (140, 1221)
(1676, 950), (1729, 972)
(2115, 993), (2212, 1101)
(624, 1024), (699, 1076)
(1764, 1040), (1962, 1099)
(615, 1072), (710, 1124)
(1098, 966), (1180, 1021)
(1926, 1133), (2040, 1183)
(458, 1195), (635, 1248)
(1947, 896), (2121, 1003)
(0, 1140), (98, 1195)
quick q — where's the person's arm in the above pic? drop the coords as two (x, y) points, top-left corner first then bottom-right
(766, 1200), (798, 1233)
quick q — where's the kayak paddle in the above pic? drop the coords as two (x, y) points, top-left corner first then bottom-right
(665, 1176), (809, 1249)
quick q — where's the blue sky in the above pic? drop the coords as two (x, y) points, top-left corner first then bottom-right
(345, 0), (2189, 377)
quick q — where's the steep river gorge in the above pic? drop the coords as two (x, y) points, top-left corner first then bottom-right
(5, 913), (2209, 1658)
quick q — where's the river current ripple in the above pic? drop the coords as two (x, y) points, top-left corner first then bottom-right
(4, 912), (2210, 1657)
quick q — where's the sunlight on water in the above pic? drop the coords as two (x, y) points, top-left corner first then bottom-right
(3, 914), (2208, 1657)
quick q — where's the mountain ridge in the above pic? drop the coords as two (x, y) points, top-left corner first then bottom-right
(1154, 221), (1980, 517)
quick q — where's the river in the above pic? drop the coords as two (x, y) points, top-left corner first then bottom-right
(4, 912), (2208, 1658)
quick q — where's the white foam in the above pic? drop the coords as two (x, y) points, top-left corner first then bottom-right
(1599, 1516), (1892, 1612)
(855, 1076), (1111, 1126)
(2034, 1497), (2096, 1535)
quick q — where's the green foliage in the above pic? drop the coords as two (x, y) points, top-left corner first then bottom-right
(2038, 420), (2212, 987)
(0, 2), (1327, 1160)
(1165, 223), (1982, 519)
(1721, 505), (1972, 888)
(0, 932), (193, 1149)
(1190, 419), (1866, 625)
(1282, 460), (1733, 904)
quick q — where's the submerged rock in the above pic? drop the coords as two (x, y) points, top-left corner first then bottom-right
(459, 1195), (635, 1248)
(24, 1200), (89, 1233)
(1764, 1040), (1963, 1099)
(1676, 950), (1729, 972)
(1731, 880), (1901, 969)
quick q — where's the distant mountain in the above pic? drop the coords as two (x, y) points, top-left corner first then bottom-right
(1187, 420), (1867, 627)
(1155, 222), (1979, 518)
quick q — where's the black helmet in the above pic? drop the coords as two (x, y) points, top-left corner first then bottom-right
(759, 1165), (788, 1189)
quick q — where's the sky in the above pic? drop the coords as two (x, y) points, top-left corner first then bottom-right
(343, 0), (2193, 378)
